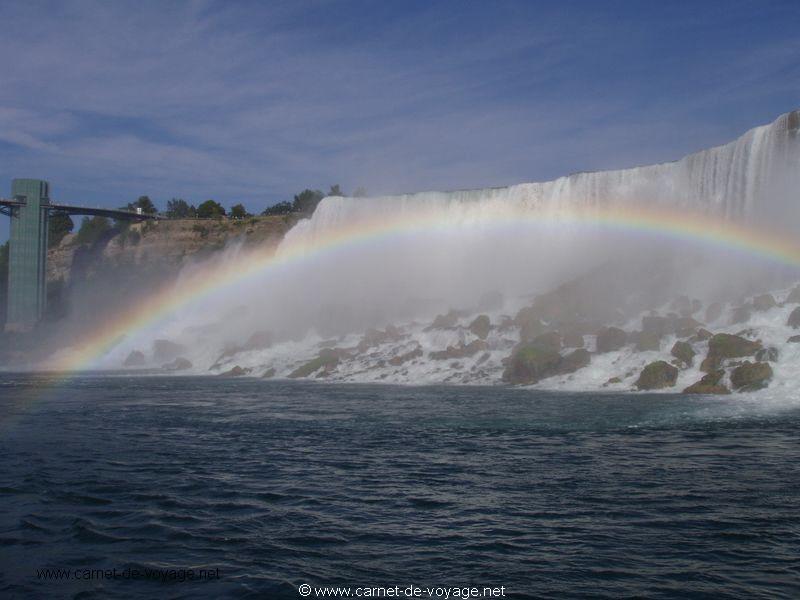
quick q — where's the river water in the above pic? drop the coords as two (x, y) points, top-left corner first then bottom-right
(1, 374), (799, 598)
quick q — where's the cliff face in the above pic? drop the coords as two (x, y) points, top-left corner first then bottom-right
(47, 214), (299, 284)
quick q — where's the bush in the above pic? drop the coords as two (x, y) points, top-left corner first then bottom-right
(75, 216), (112, 246)
(197, 200), (226, 219)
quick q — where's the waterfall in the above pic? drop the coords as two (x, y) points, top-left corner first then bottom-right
(282, 110), (799, 249)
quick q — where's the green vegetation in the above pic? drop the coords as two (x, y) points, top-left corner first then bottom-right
(128, 195), (158, 215)
(75, 216), (113, 246)
(48, 212), (74, 248)
(197, 199), (226, 219)
(230, 203), (251, 219)
(262, 201), (293, 216)
(166, 198), (196, 218)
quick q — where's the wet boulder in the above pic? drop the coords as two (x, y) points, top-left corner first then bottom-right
(430, 340), (488, 360)
(635, 361), (678, 390)
(730, 361), (773, 392)
(261, 367), (276, 378)
(752, 294), (777, 311)
(675, 317), (703, 338)
(425, 310), (462, 331)
(389, 346), (423, 366)
(162, 357), (192, 371)
(529, 332), (562, 353)
(707, 333), (761, 359)
(559, 349), (590, 374)
(515, 306), (546, 342)
(358, 326), (402, 351)
(642, 316), (672, 337)
(730, 306), (751, 325)
(787, 307), (800, 329)
(288, 348), (347, 378)
(468, 315), (491, 340)
(788, 335), (800, 343)
(683, 370), (730, 394)
(502, 345), (562, 384)
(562, 332), (585, 348)
(690, 328), (713, 342)
(595, 327), (627, 353)
(671, 341), (696, 367)
(218, 365), (251, 377)
(634, 331), (661, 352)
(754, 347), (779, 362)
(123, 350), (146, 367)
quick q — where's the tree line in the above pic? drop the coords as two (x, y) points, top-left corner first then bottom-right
(48, 184), (365, 249)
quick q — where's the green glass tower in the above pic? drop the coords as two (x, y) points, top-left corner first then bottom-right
(6, 179), (50, 332)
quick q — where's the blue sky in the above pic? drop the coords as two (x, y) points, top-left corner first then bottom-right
(1, 0), (799, 241)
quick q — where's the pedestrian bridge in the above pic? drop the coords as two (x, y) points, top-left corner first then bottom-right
(0, 179), (156, 332)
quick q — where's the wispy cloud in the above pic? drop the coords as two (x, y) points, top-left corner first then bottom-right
(0, 0), (798, 241)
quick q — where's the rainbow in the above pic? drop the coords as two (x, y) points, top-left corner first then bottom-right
(46, 202), (800, 373)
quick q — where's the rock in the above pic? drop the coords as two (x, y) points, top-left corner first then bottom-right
(152, 339), (186, 363)
(642, 315), (672, 337)
(752, 294), (777, 311)
(123, 350), (146, 367)
(754, 347), (779, 362)
(502, 345), (562, 384)
(515, 306), (546, 342)
(559, 349), (590, 374)
(675, 317), (703, 338)
(218, 365), (251, 377)
(635, 361), (679, 390)
(700, 355), (722, 373)
(788, 335), (800, 343)
(672, 295), (693, 317)
(389, 346), (423, 366)
(261, 367), (276, 378)
(288, 348), (345, 378)
(692, 328), (713, 342)
(162, 357), (192, 371)
(730, 361), (773, 391)
(634, 331), (661, 351)
(562, 332), (585, 348)
(468, 315), (491, 340)
(788, 307), (800, 329)
(786, 286), (800, 304)
(430, 340), (488, 360)
(358, 327), (402, 351)
(683, 369), (730, 394)
(596, 327), (627, 353)
(425, 310), (462, 331)
(603, 376), (622, 386)
(671, 341), (696, 366)
(705, 302), (723, 323)
(529, 332), (562, 352)
(730, 306), (751, 325)
(707, 333), (761, 359)
(691, 299), (703, 314)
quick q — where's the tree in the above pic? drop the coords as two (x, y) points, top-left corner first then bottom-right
(48, 212), (74, 248)
(262, 201), (293, 216)
(128, 195), (158, 215)
(166, 198), (195, 218)
(196, 199), (226, 219)
(292, 189), (324, 216)
(75, 216), (113, 246)
(230, 203), (250, 219)
(328, 184), (343, 197)
(353, 186), (367, 197)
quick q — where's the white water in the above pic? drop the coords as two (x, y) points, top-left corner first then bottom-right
(108, 110), (800, 395)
